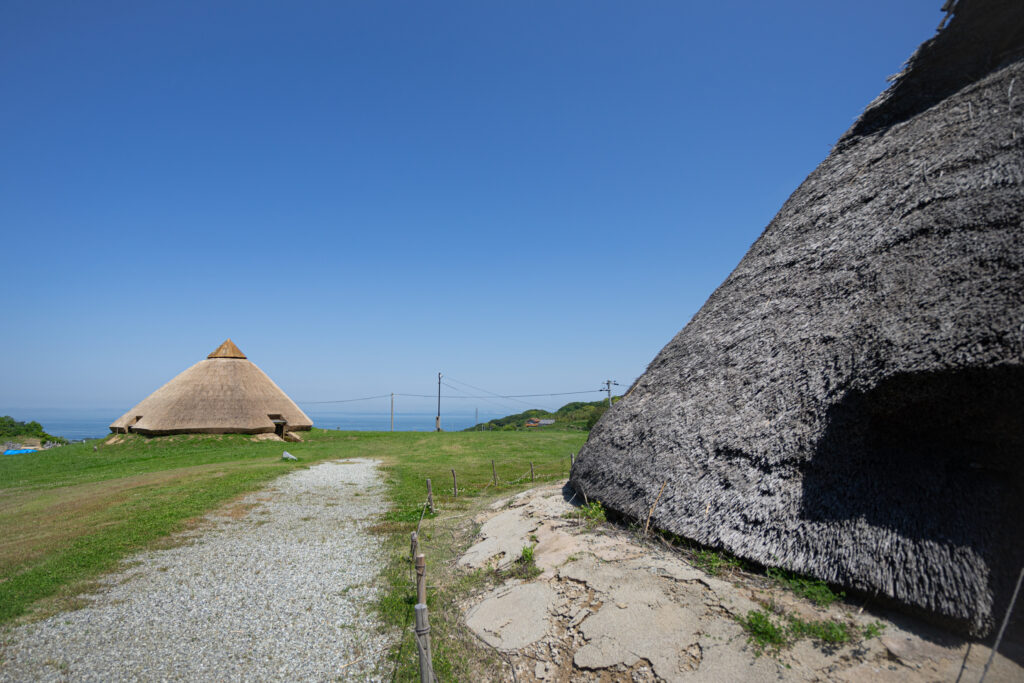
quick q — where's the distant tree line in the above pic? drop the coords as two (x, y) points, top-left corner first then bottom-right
(0, 416), (66, 444)
(465, 397), (623, 432)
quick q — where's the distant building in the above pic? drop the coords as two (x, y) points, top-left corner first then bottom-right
(109, 339), (312, 436)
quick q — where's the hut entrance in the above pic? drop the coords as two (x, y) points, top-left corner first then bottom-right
(268, 414), (287, 437)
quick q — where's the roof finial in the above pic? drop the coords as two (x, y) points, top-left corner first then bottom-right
(208, 339), (246, 359)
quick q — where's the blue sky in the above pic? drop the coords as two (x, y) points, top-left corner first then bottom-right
(1, 1), (943, 419)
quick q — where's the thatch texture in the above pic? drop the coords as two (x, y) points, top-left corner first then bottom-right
(110, 340), (312, 436)
(570, 0), (1024, 637)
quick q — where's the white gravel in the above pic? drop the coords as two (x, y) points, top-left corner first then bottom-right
(0, 459), (394, 682)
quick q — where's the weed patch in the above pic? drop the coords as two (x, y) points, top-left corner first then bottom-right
(504, 545), (542, 581)
(692, 549), (744, 576)
(862, 621), (886, 639)
(766, 567), (845, 607)
(735, 609), (789, 657)
(735, 603), (884, 658)
(786, 615), (853, 644)
(563, 500), (607, 528)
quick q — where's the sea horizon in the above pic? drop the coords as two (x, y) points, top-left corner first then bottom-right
(1, 407), (506, 442)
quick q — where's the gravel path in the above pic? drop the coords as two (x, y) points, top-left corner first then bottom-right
(0, 459), (393, 682)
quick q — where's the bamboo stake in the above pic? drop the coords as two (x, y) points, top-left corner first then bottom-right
(426, 479), (434, 514)
(530, 462), (534, 482)
(644, 480), (668, 536)
(492, 460), (497, 486)
(451, 469), (458, 497)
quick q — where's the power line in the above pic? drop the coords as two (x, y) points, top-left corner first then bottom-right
(300, 390), (603, 403)
(444, 375), (536, 409)
(441, 381), (523, 416)
(301, 394), (391, 404)
(445, 376), (603, 401)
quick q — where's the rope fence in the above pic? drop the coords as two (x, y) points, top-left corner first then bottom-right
(389, 452), (578, 682)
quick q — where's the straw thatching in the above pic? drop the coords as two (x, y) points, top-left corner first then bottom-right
(570, 0), (1024, 637)
(110, 340), (312, 436)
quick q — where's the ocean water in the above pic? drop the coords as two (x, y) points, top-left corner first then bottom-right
(3, 407), (499, 442)
(305, 410), (498, 433)
(3, 408), (120, 442)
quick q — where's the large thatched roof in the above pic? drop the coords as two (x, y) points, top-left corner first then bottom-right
(110, 340), (312, 436)
(571, 0), (1024, 637)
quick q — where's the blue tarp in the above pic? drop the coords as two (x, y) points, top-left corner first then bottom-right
(3, 449), (36, 455)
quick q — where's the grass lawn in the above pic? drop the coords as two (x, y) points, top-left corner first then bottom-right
(0, 426), (587, 674)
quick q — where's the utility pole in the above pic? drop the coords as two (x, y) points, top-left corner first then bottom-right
(602, 379), (619, 407)
(390, 393), (394, 432)
(436, 372), (442, 432)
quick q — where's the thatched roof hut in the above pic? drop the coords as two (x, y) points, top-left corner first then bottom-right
(570, 0), (1024, 637)
(110, 340), (313, 436)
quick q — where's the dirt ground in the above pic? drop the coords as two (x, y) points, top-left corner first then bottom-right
(458, 483), (1023, 682)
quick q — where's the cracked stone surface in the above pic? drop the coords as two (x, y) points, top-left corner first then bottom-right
(465, 582), (559, 651)
(460, 484), (1024, 682)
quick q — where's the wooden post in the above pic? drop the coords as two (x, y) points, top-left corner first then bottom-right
(426, 478), (434, 514)
(415, 553), (427, 605)
(492, 460), (497, 486)
(414, 603), (433, 683)
(451, 469), (458, 497)
(435, 372), (442, 432)
(530, 462), (534, 482)
(414, 552), (433, 682)
(410, 531), (419, 563)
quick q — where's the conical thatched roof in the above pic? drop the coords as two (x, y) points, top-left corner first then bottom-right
(110, 340), (312, 436)
(571, 0), (1024, 637)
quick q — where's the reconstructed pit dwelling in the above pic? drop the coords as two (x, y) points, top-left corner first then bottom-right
(571, 0), (1024, 636)
(110, 339), (312, 437)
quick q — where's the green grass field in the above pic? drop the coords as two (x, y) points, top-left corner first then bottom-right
(0, 428), (586, 643)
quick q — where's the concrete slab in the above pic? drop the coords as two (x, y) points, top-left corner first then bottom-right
(465, 582), (558, 651)
(458, 508), (538, 570)
(575, 600), (702, 681)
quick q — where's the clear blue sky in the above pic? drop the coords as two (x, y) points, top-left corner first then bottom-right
(1, 1), (943, 418)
